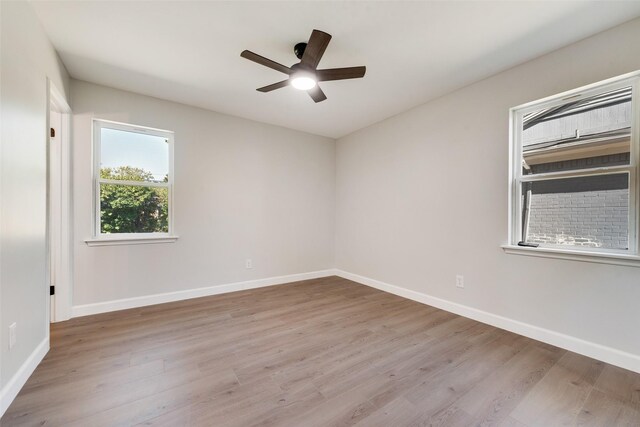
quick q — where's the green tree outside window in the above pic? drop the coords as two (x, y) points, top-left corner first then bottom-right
(100, 166), (168, 233)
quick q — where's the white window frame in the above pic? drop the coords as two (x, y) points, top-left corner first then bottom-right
(504, 71), (640, 266)
(86, 119), (177, 246)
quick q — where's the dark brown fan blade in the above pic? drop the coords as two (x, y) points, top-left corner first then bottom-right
(316, 66), (366, 81)
(300, 30), (331, 69)
(257, 80), (289, 92)
(241, 50), (291, 75)
(307, 85), (327, 103)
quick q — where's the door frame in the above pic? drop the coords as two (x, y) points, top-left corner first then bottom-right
(47, 80), (72, 322)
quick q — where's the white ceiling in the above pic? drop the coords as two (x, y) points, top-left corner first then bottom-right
(32, 1), (640, 139)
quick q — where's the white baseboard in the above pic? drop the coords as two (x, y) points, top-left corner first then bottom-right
(335, 270), (640, 374)
(71, 269), (339, 318)
(0, 337), (49, 417)
(70, 268), (640, 373)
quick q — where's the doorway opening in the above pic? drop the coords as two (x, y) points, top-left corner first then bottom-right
(48, 81), (72, 322)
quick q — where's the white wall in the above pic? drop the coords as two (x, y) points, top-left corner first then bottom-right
(336, 18), (640, 367)
(0, 0), (70, 410)
(71, 81), (335, 308)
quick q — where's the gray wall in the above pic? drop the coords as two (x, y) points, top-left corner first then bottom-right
(71, 81), (336, 307)
(336, 17), (640, 367)
(0, 0), (69, 400)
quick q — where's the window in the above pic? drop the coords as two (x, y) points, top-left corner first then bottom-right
(509, 73), (639, 256)
(92, 120), (174, 241)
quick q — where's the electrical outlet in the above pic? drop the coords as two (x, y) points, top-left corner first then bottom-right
(9, 322), (16, 350)
(245, 259), (253, 269)
(455, 275), (464, 289)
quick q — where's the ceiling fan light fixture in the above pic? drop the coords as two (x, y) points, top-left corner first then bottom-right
(241, 29), (366, 102)
(290, 73), (317, 90)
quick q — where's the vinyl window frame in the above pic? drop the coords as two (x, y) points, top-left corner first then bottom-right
(505, 71), (640, 264)
(87, 119), (177, 246)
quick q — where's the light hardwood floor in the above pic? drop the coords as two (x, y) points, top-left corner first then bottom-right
(2, 276), (639, 426)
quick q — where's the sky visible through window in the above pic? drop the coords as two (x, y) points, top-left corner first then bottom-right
(100, 128), (169, 182)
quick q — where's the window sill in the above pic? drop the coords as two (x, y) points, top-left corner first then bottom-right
(85, 235), (179, 247)
(501, 244), (640, 267)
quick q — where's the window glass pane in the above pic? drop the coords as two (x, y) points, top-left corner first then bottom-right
(522, 173), (629, 250)
(101, 127), (169, 182)
(522, 87), (631, 176)
(100, 183), (168, 233)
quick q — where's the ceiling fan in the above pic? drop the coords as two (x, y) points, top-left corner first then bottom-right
(240, 29), (366, 103)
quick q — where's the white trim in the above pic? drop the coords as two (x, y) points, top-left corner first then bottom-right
(47, 80), (73, 323)
(502, 244), (640, 267)
(335, 270), (640, 374)
(57, 110), (73, 321)
(511, 71), (640, 113)
(0, 338), (49, 417)
(518, 165), (632, 182)
(48, 81), (73, 322)
(508, 72), (640, 256)
(85, 235), (179, 246)
(98, 179), (169, 187)
(49, 109), (61, 322)
(631, 79), (640, 254)
(48, 82), (70, 113)
(91, 118), (174, 136)
(71, 269), (338, 317)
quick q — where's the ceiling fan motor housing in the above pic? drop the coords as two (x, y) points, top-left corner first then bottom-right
(290, 62), (314, 74)
(294, 42), (307, 59)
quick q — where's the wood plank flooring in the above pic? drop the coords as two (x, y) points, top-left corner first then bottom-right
(2, 276), (639, 426)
